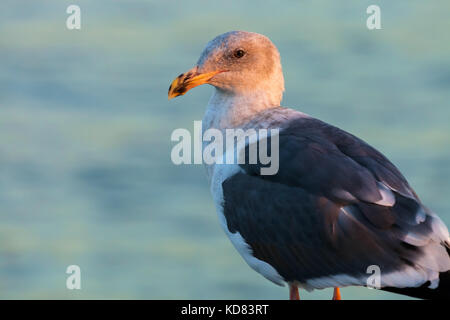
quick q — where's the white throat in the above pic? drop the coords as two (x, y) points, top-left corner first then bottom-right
(202, 88), (281, 132)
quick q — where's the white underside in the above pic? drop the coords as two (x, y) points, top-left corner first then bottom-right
(210, 161), (286, 286)
(297, 264), (440, 292)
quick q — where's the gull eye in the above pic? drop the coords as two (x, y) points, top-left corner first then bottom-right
(234, 49), (245, 58)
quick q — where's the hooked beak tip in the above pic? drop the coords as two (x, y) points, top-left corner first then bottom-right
(168, 68), (226, 100)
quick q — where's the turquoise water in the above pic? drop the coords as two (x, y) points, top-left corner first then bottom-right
(0, 0), (449, 299)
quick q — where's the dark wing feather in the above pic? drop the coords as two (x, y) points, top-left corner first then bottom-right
(319, 120), (417, 199)
(240, 116), (424, 225)
(222, 115), (450, 295)
(222, 173), (424, 285)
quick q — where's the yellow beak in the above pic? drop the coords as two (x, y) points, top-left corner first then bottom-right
(168, 67), (225, 100)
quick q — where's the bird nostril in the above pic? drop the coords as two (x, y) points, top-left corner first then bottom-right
(184, 73), (193, 82)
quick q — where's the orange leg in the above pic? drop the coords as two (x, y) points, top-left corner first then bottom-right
(332, 287), (341, 300)
(289, 283), (300, 300)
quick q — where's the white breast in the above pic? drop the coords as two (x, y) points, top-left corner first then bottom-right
(208, 149), (286, 286)
(201, 89), (287, 286)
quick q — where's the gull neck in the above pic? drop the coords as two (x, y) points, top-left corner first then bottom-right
(203, 88), (281, 131)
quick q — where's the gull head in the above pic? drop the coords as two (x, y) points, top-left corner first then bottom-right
(168, 31), (285, 105)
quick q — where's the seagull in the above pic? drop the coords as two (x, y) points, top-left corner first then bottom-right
(168, 31), (450, 300)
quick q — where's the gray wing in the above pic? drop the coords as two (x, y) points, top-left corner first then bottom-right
(222, 115), (450, 290)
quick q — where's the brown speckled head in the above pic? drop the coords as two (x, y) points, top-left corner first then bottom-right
(197, 31), (284, 97)
(169, 31), (285, 105)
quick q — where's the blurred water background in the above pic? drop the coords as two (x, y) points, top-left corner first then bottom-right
(0, 0), (449, 299)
